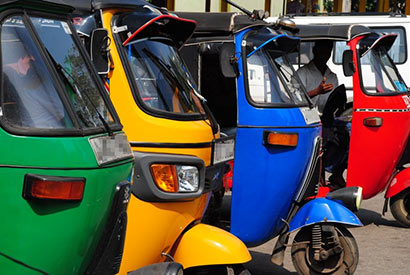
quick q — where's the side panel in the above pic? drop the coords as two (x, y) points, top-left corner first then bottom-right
(0, 163), (133, 275)
(230, 125), (321, 246)
(347, 109), (410, 199)
(346, 37), (410, 199)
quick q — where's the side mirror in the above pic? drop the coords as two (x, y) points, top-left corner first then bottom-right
(90, 28), (110, 74)
(220, 43), (239, 78)
(342, 50), (355, 77)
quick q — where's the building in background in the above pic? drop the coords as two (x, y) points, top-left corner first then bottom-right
(149, 0), (410, 15)
(150, 0), (285, 16)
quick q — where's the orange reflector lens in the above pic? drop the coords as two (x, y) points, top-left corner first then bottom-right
(363, 117), (383, 127)
(264, 131), (298, 147)
(23, 175), (85, 201)
(150, 164), (178, 193)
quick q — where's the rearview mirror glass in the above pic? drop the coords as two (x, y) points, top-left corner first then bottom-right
(90, 28), (110, 74)
(220, 43), (239, 78)
(342, 49), (355, 77)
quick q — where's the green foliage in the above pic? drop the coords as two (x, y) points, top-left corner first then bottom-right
(324, 0), (334, 12)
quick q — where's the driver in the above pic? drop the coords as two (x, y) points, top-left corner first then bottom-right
(297, 40), (338, 114)
(297, 40), (347, 188)
(2, 28), (66, 129)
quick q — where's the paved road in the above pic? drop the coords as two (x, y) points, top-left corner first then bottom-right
(220, 192), (410, 274)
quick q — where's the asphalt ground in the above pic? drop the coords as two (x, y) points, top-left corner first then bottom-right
(219, 192), (410, 275)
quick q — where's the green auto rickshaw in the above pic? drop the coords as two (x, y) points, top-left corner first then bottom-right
(0, 1), (136, 274)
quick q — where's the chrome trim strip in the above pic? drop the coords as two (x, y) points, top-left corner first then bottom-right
(294, 136), (321, 203)
(355, 108), (410, 112)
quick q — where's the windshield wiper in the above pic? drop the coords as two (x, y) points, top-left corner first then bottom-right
(44, 48), (113, 135)
(142, 48), (219, 133)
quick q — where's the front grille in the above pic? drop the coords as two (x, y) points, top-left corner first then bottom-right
(204, 163), (226, 193)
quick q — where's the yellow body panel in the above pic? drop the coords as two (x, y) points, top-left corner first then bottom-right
(102, 9), (215, 165)
(173, 224), (252, 269)
(118, 194), (210, 273)
(100, 10), (249, 274)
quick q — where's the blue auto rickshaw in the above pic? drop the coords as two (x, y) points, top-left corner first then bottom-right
(177, 5), (363, 274)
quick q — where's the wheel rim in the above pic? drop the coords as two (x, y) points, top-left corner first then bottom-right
(304, 244), (345, 274)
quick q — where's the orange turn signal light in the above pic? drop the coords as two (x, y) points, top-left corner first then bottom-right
(23, 174), (85, 201)
(150, 164), (178, 193)
(263, 131), (298, 147)
(363, 117), (383, 127)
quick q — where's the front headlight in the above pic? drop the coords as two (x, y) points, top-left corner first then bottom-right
(177, 165), (199, 192)
(326, 186), (363, 212)
(150, 164), (199, 193)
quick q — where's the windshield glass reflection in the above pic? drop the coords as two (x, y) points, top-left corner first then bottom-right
(125, 39), (205, 115)
(360, 44), (408, 94)
(247, 49), (309, 106)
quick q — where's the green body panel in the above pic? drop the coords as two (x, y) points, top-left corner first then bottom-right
(0, 161), (133, 274)
(0, 2), (133, 274)
(0, 128), (100, 168)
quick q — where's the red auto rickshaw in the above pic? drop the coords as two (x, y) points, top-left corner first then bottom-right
(294, 24), (410, 227)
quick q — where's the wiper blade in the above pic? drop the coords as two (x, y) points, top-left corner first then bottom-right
(143, 48), (218, 133)
(44, 48), (113, 135)
(142, 48), (181, 89)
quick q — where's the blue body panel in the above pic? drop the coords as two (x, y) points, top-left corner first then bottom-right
(288, 198), (363, 232)
(229, 28), (361, 247)
(230, 29), (322, 246)
(231, 125), (321, 246)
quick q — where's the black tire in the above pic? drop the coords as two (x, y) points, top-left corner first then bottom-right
(390, 188), (410, 227)
(291, 225), (359, 275)
(184, 264), (251, 275)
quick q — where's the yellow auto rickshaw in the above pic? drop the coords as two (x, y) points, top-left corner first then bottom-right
(62, 0), (251, 274)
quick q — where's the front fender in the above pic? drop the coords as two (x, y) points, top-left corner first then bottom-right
(173, 224), (251, 269)
(289, 198), (362, 232)
(385, 167), (410, 198)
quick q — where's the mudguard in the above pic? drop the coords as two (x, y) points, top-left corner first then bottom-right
(172, 224), (251, 269)
(289, 198), (362, 232)
(385, 167), (410, 198)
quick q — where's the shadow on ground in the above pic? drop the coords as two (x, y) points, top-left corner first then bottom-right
(244, 251), (298, 275)
(356, 208), (405, 228)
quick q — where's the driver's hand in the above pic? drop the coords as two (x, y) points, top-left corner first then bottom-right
(318, 77), (333, 94)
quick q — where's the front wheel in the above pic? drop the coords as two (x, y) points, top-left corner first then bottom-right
(184, 264), (251, 275)
(390, 188), (410, 227)
(291, 225), (359, 275)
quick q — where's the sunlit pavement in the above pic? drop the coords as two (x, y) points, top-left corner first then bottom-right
(220, 192), (410, 275)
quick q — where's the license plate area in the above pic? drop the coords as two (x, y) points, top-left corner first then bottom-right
(212, 136), (235, 165)
(89, 133), (133, 166)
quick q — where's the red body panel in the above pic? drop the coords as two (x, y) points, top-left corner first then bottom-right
(345, 36), (410, 199)
(385, 167), (410, 198)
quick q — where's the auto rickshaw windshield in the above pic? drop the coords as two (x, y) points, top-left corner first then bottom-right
(245, 45), (310, 106)
(1, 15), (116, 132)
(123, 38), (206, 116)
(30, 16), (116, 128)
(359, 34), (409, 94)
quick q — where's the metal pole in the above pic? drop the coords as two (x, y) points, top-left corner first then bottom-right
(206, 0), (211, 12)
